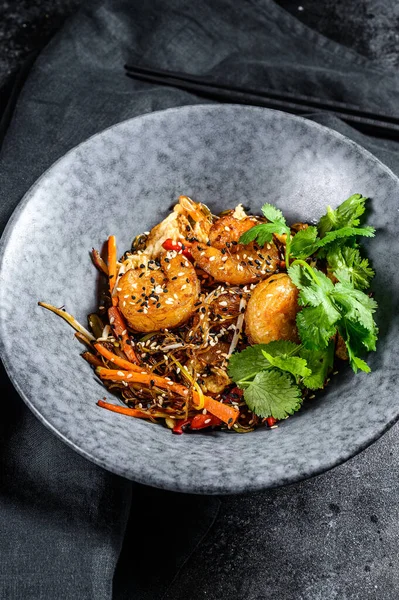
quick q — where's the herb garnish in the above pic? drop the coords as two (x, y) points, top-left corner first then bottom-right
(229, 193), (378, 420)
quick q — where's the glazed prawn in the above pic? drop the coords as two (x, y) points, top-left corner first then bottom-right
(117, 252), (200, 332)
(245, 274), (300, 344)
(191, 214), (280, 285)
(131, 195), (213, 260)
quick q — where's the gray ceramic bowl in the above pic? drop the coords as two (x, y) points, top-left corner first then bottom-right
(1, 105), (398, 494)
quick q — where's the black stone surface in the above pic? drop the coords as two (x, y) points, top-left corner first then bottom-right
(1, 2), (399, 599)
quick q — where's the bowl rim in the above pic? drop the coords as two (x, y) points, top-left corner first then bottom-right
(1, 103), (398, 494)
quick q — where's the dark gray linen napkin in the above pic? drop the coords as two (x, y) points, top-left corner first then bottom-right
(1, 1), (399, 599)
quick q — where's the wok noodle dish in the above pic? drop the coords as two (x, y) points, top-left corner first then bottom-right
(40, 193), (378, 434)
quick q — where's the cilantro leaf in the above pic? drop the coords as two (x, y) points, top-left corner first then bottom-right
(316, 226), (375, 249)
(239, 222), (286, 246)
(288, 261), (378, 371)
(290, 226), (319, 259)
(257, 340), (299, 357)
(299, 342), (335, 389)
(296, 305), (338, 350)
(261, 351), (311, 378)
(239, 202), (290, 247)
(326, 246), (374, 290)
(339, 317), (378, 354)
(318, 194), (368, 237)
(290, 224), (375, 261)
(338, 322), (374, 373)
(227, 340), (301, 382)
(333, 280), (378, 337)
(288, 263), (340, 322)
(261, 203), (286, 224)
(227, 345), (270, 382)
(243, 369), (302, 419)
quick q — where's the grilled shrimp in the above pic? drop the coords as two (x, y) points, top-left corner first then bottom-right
(128, 196), (213, 265)
(191, 214), (280, 285)
(245, 274), (300, 344)
(117, 252), (200, 332)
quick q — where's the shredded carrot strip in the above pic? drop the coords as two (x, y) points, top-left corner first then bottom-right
(94, 343), (142, 371)
(199, 395), (239, 426)
(96, 367), (239, 425)
(107, 306), (139, 364)
(107, 235), (118, 305)
(96, 367), (188, 397)
(97, 399), (152, 419)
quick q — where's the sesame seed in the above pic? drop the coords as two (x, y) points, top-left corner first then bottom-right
(209, 256), (215, 262)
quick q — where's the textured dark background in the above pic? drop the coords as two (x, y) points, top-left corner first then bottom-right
(1, 0), (398, 115)
(1, 0), (399, 105)
(1, 2), (399, 599)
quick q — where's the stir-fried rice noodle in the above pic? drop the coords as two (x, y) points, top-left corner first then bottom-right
(40, 196), (290, 433)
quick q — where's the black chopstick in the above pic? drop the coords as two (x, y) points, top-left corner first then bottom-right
(124, 63), (399, 139)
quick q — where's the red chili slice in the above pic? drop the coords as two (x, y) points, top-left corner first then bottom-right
(190, 414), (222, 430)
(162, 238), (193, 261)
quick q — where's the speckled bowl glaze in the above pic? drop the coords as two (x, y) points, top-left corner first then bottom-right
(1, 105), (398, 494)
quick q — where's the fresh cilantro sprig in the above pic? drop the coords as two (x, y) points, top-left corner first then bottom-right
(243, 370), (302, 420)
(232, 193), (378, 421)
(239, 203), (292, 265)
(288, 261), (378, 372)
(290, 224), (375, 260)
(228, 340), (334, 419)
(326, 246), (375, 290)
(239, 194), (375, 267)
(318, 193), (368, 236)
